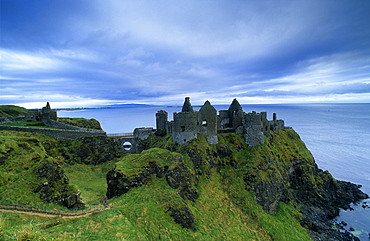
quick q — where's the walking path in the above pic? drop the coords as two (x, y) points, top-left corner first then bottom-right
(0, 197), (109, 218)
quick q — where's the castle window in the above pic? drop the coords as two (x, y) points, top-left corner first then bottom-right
(202, 120), (207, 126)
(181, 126), (185, 132)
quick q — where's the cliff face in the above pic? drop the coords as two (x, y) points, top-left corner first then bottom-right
(0, 130), (121, 209)
(107, 129), (368, 241)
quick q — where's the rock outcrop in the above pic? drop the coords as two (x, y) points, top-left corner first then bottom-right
(106, 149), (198, 229)
(33, 159), (85, 209)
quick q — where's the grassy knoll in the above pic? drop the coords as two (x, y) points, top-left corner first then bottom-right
(0, 105), (28, 117)
(57, 118), (102, 130)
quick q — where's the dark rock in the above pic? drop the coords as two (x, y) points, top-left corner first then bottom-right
(249, 156), (368, 240)
(216, 144), (232, 157)
(34, 160), (85, 208)
(106, 167), (152, 199)
(168, 207), (195, 230)
(186, 149), (202, 170)
(165, 165), (198, 202)
(63, 136), (122, 165)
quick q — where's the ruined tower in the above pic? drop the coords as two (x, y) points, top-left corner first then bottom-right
(182, 97), (193, 112)
(156, 110), (168, 130)
(228, 98), (243, 132)
(198, 100), (218, 144)
(244, 111), (265, 146)
(173, 97), (198, 145)
(40, 102), (57, 122)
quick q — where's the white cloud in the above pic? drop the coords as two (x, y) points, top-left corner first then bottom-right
(0, 49), (62, 71)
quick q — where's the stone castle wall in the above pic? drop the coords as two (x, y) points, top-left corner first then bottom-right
(0, 125), (106, 140)
(173, 111), (198, 145)
(44, 119), (92, 131)
(133, 127), (155, 140)
(0, 116), (25, 124)
(244, 112), (265, 147)
(157, 97), (286, 146)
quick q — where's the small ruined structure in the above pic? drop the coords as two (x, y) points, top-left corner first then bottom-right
(0, 102), (106, 140)
(25, 102), (57, 122)
(156, 97), (285, 146)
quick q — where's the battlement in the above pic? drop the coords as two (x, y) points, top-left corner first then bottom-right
(156, 97), (285, 146)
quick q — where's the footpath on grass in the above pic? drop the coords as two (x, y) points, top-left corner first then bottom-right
(0, 197), (109, 218)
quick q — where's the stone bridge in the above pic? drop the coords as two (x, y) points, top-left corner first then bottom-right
(107, 133), (137, 151)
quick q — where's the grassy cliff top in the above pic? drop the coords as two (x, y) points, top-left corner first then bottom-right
(0, 105), (28, 117)
(57, 117), (102, 130)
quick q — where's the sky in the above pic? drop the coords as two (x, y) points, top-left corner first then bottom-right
(1, 0), (370, 108)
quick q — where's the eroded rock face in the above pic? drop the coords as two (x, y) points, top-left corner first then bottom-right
(55, 136), (122, 165)
(106, 159), (197, 230)
(33, 160), (85, 209)
(251, 158), (368, 241)
(106, 161), (198, 202)
(106, 167), (152, 199)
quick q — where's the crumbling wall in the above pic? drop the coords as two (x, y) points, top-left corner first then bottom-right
(173, 112), (198, 145)
(156, 110), (168, 130)
(198, 101), (218, 144)
(0, 125), (106, 140)
(0, 116), (25, 124)
(134, 127), (155, 140)
(244, 112), (265, 147)
(43, 119), (91, 131)
(269, 113), (285, 132)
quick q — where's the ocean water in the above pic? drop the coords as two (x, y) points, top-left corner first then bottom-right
(59, 103), (370, 240)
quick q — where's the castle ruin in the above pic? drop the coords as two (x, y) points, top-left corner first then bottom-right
(156, 97), (285, 146)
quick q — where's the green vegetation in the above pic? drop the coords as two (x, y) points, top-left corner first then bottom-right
(0, 128), (314, 240)
(58, 117), (102, 130)
(0, 105), (28, 117)
(0, 121), (58, 129)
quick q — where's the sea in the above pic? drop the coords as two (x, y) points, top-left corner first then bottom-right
(59, 103), (370, 240)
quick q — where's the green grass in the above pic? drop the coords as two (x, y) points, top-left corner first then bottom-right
(58, 117), (102, 130)
(0, 121), (58, 129)
(63, 161), (116, 205)
(115, 148), (189, 176)
(0, 129), (315, 240)
(0, 105), (28, 117)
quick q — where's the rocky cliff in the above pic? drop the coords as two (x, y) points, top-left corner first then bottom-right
(107, 129), (368, 240)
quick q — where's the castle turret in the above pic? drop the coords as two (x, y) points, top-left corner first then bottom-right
(244, 112), (265, 146)
(182, 97), (193, 112)
(270, 113), (285, 132)
(156, 110), (168, 130)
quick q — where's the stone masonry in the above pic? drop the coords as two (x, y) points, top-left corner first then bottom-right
(156, 97), (285, 147)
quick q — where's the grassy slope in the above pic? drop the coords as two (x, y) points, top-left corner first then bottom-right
(0, 105), (28, 117)
(0, 129), (311, 240)
(57, 118), (102, 130)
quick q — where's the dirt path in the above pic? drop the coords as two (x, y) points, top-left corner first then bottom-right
(0, 197), (109, 218)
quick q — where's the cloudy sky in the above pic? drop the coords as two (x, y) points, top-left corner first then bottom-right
(1, 0), (370, 108)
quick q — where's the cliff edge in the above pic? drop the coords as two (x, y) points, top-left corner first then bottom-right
(107, 129), (368, 240)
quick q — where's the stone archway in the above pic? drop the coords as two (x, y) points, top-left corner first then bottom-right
(123, 141), (132, 151)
